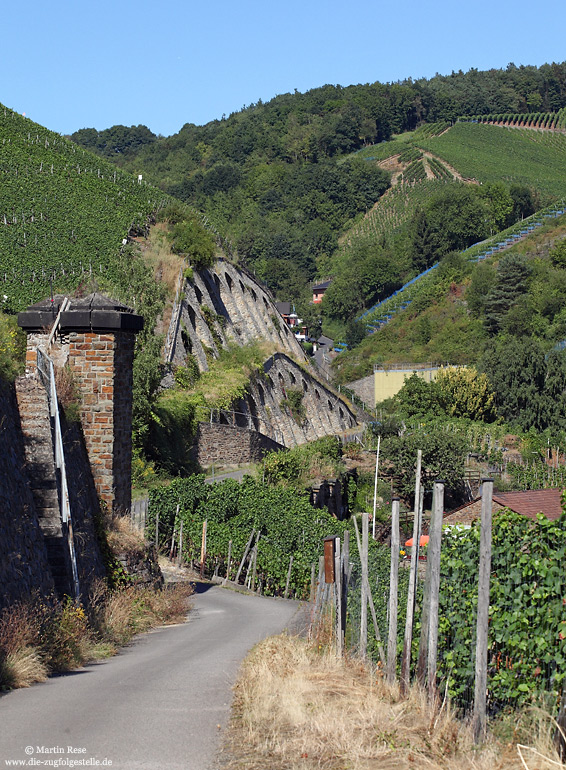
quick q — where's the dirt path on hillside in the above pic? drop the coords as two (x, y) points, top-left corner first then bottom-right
(378, 150), (475, 185)
(420, 151), (476, 182)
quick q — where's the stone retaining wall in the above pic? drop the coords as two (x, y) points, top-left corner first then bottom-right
(195, 423), (284, 467)
(346, 374), (375, 408)
(0, 377), (106, 612)
(0, 382), (55, 613)
(172, 259), (305, 373)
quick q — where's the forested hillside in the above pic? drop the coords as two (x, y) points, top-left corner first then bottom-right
(321, 120), (566, 334)
(335, 213), (566, 428)
(70, 63), (566, 325)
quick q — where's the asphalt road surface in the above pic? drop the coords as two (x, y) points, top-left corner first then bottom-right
(0, 583), (302, 770)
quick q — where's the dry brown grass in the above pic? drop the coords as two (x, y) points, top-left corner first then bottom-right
(0, 601), (47, 688)
(105, 513), (146, 557)
(89, 579), (194, 647)
(222, 634), (565, 770)
(0, 582), (193, 690)
(142, 223), (185, 297)
(0, 647), (49, 688)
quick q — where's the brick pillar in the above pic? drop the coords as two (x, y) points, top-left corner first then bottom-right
(18, 293), (143, 514)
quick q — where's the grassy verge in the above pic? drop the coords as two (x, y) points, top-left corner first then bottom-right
(222, 634), (564, 770)
(0, 581), (193, 690)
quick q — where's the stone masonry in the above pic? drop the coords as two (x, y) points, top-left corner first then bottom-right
(18, 293), (143, 514)
(195, 423), (284, 467)
(67, 330), (136, 512)
(171, 258), (305, 373)
(0, 382), (55, 612)
(166, 258), (361, 461)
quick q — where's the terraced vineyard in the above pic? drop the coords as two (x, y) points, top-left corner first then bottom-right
(328, 116), (566, 351)
(341, 177), (459, 249)
(0, 104), (169, 310)
(418, 121), (566, 198)
(460, 106), (566, 130)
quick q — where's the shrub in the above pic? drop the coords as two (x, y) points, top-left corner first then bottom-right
(0, 313), (25, 382)
(283, 388), (305, 423)
(40, 601), (91, 672)
(55, 365), (82, 422)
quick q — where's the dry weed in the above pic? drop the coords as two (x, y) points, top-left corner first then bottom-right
(143, 224), (185, 297)
(0, 601), (48, 688)
(40, 601), (93, 672)
(0, 647), (49, 688)
(0, 582), (193, 690)
(96, 582), (193, 646)
(223, 635), (565, 770)
(0, 601), (41, 654)
(105, 514), (146, 557)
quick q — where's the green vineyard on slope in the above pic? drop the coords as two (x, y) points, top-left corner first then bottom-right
(0, 104), (169, 311)
(418, 122), (566, 198)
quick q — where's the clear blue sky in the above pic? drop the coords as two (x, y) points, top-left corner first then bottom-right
(2, 0), (565, 137)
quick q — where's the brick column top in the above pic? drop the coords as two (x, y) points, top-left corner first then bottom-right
(17, 292), (144, 334)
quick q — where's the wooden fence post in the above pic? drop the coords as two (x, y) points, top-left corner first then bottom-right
(284, 554), (293, 599)
(360, 513), (369, 657)
(200, 519), (207, 579)
(155, 509), (159, 551)
(169, 503), (180, 561)
(472, 478), (493, 743)
(417, 497), (433, 686)
(427, 480), (444, 703)
(386, 497), (400, 683)
(341, 530), (349, 644)
(251, 540), (258, 592)
(353, 516), (387, 666)
(177, 519), (183, 568)
(310, 562), (316, 602)
(401, 476), (423, 696)
(235, 529), (255, 584)
(555, 689), (566, 761)
(312, 555), (325, 631)
(223, 540), (232, 585)
(372, 436), (381, 540)
(245, 533), (260, 588)
(334, 537), (343, 656)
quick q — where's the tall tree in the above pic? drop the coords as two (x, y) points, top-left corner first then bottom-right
(484, 254), (531, 335)
(480, 336), (547, 431)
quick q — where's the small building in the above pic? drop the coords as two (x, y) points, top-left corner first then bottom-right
(373, 362), (460, 406)
(444, 488), (563, 526)
(312, 279), (332, 304)
(275, 301), (292, 324)
(275, 302), (308, 340)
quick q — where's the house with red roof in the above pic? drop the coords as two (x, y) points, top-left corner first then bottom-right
(444, 488), (564, 526)
(312, 279), (332, 304)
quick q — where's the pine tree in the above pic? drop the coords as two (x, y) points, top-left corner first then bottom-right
(484, 254), (531, 335)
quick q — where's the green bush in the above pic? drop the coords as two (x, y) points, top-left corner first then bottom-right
(0, 313), (25, 381)
(168, 216), (216, 270)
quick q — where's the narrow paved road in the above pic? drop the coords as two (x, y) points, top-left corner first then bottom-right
(0, 584), (301, 770)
